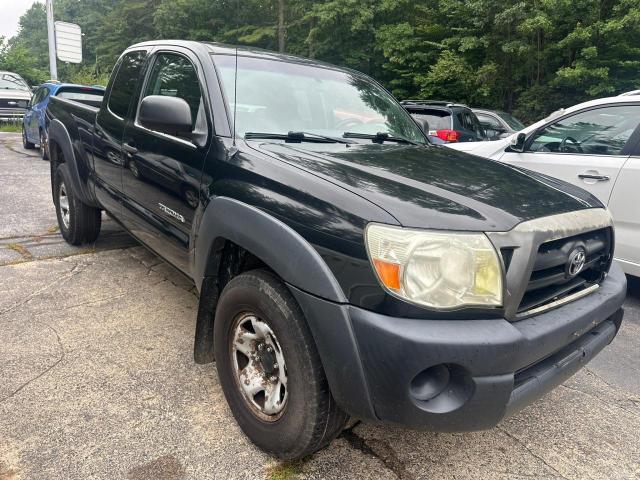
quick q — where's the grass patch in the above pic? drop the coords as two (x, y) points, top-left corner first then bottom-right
(266, 460), (306, 480)
(0, 122), (23, 133)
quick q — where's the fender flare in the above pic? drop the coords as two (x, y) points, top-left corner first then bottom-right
(192, 196), (348, 365)
(48, 118), (97, 207)
(194, 197), (347, 303)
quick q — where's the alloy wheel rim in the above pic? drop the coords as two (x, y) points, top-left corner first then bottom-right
(58, 181), (70, 229)
(230, 312), (288, 421)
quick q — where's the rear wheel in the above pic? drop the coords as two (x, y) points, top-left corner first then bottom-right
(22, 125), (35, 149)
(39, 130), (49, 160)
(54, 163), (102, 245)
(214, 270), (348, 460)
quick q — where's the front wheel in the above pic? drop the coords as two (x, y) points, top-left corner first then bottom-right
(214, 270), (348, 460)
(22, 125), (35, 149)
(54, 163), (102, 245)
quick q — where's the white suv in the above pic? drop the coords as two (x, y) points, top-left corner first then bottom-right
(447, 96), (640, 277)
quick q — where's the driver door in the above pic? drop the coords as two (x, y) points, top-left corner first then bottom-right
(499, 104), (640, 204)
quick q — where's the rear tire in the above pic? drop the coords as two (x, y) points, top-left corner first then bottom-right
(22, 125), (35, 149)
(53, 163), (102, 245)
(214, 270), (348, 460)
(39, 130), (49, 160)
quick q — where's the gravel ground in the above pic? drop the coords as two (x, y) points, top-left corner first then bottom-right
(1, 133), (639, 479)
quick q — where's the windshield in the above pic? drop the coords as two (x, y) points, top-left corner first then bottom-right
(0, 73), (29, 91)
(214, 55), (427, 144)
(497, 111), (525, 130)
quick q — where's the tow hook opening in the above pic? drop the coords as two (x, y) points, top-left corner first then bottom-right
(409, 364), (475, 414)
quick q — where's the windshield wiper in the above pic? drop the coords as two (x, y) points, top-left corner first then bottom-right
(245, 131), (354, 144)
(342, 132), (418, 145)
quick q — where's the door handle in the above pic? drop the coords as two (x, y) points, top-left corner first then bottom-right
(123, 143), (138, 156)
(578, 173), (610, 181)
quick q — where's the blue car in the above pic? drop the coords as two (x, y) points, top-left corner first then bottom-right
(23, 82), (105, 159)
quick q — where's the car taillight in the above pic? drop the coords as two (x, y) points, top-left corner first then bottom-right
(436, 130), (460, 142)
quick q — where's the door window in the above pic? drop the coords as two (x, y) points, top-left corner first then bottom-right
(32, 87), (49, 105)
(107, 50), (147, 118)
(141, 53), (203, 130)
(527, 105), (640, 155)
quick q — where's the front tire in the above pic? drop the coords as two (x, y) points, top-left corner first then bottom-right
(214, 270), (348, 460)
(53, 163), (102, 245)
(22, 125), (35, 149)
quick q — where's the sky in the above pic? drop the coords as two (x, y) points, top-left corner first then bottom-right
(1, 0), (41, 40)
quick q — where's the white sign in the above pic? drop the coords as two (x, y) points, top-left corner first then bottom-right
(55, 21), (82, 63)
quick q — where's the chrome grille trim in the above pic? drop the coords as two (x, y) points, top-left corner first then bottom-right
(486, 208), (613, 321)
(515, 284), (599, 319)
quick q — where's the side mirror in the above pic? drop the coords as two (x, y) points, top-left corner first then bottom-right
(138, 95), (193, 137)
(510, 132), (526, 152)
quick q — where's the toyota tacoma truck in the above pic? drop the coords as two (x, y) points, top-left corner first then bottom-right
(46, 41), (626, 460)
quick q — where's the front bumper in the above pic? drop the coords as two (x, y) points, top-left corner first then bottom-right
(0, 108), (27, 118)
(290, 262), (626, 430)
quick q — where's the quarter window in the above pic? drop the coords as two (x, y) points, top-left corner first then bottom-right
(141, 53), (203, 129)
(528, 105), (640, 155)
(108, 50), (147, 118)
(476, 113), (501, 130)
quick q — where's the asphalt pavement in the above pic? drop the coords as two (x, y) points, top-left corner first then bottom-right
(1, 132), (639, 479)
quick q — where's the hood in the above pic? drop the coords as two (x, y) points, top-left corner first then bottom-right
(0, 90), (31, 101)
(253, 142), (602, 232)
(445, 138), (512, 158)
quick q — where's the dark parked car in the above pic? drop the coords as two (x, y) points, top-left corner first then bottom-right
(47, 41), (626, 460)
(23, 82), (105, 159)
(473, 108), (525, 140)
(401, 100), (486, 142)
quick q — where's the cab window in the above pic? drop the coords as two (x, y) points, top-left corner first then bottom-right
(107, 50), (147, 118)
(141, 52), (203, 130)
(528, 105), (640, 155)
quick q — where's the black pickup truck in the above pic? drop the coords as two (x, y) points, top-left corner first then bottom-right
(47, 41), (626, 460)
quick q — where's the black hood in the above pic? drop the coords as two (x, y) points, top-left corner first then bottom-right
(253, 142), (602, 232)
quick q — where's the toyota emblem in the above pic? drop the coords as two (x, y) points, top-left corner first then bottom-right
(567, 247), (586, 277)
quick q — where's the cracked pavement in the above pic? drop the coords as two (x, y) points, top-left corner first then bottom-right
(0, 132), (639, 479)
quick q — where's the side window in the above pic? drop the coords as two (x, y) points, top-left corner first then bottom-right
(31, 88), (44, 105)
(477, 113), (501, 130)
(528, 105), (640, 155)
(141, 53), (203, 129)
(107, 50), (147, 118)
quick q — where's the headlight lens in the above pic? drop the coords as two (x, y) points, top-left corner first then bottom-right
(365, 224), (503, 309)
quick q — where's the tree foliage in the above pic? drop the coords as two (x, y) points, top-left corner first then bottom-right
(1, 0), (639, 122)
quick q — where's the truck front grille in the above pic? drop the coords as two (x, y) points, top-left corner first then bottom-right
(517, 227), (612, 314)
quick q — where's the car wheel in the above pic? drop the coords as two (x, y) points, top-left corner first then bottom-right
(214, 270), (348, 460)
(39, 130), (49, 160)
(54, 163), (102, 245)
(22, 125), (35, 149)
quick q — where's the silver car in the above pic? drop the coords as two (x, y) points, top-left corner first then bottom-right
(0, 72), (32, 118)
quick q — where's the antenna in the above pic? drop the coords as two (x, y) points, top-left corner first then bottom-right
(232, 47), (238, 146)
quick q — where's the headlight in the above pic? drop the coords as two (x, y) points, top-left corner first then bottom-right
(365, 224), (503, 309)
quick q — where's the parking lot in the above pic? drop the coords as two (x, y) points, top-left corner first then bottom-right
(0, 131), (639, 480)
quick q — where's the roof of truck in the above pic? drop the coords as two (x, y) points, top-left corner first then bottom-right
(128, 40), (357, 72)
